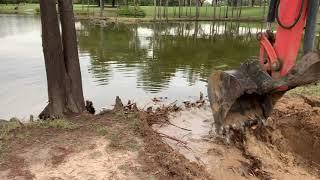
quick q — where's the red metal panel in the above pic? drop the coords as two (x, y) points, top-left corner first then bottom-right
(274, 0), (308, 76)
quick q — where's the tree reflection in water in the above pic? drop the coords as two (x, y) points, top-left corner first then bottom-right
(78, 21), (262, 93)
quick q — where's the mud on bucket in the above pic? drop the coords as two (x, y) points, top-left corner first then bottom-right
(208, 52), (320, 134)
(207, 60), (277, 134)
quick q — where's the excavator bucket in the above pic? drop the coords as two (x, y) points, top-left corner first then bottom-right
(208, 52), (320, 133)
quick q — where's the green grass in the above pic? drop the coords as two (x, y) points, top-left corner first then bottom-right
(0, 119), (23, 140)
(31, 119), (79, 130)
(289, 84), (320, 96)
(0, 3), (266, 19)
(141, 6), (265, 19)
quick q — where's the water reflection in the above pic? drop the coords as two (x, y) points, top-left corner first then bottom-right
(78, 21), (261, 92)
(0, 14), (263, 119)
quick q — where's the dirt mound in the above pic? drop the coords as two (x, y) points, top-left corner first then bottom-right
(154, 95), (320, 179)
(223, 94), (320, 177)
(268, 95), (320, 172)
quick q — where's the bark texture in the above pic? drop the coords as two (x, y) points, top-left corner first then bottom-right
(58, 0), (85, 113)
(39, 0), (85, 119)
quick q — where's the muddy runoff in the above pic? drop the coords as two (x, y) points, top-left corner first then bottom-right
(152, 93), (320, 179)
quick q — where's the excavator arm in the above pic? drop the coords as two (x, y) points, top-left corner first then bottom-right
(208, 0), (320, 134)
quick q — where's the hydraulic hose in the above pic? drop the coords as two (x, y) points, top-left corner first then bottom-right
(267, 0), (278, 23)
(303, 0), (320, 54)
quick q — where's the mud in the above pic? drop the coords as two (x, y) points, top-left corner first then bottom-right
(154, 94), (320, 179)
(1, 94), (320, 179)
(268, 95), (320, 171)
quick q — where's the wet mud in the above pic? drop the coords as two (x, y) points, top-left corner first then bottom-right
(154, 94), (320, 179)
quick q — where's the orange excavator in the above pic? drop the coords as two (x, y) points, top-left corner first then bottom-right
(208, 0), (320, 134)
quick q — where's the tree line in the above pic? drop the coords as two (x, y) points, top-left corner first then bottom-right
(0, 0), (267, 7)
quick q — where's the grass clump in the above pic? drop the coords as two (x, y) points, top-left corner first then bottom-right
(32, 119), (79, 130)
(96, 126), (108, 136)
(117, 6), (146, 17)
(0, 118), (23, 140)
(0, 141), (7, 160)
(288, 84), (320, 96)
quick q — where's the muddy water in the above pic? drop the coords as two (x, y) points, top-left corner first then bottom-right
(0, 14), (263, 119)
(153, 105), (249, 179)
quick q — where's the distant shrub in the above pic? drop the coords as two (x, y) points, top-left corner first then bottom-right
(35, 7), (40, 14)
(117, 6), (146, 17)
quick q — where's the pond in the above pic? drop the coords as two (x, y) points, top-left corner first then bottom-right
(0, 14), (263, 120)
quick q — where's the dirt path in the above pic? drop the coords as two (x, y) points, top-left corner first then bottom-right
(0, 114), (150, 180)
(0, 95), (319, 179)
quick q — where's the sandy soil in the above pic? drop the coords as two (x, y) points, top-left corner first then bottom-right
(0, 95), (319, 179)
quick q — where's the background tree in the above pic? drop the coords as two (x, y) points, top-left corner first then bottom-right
(251, 0), (255, 6)
(39, 0), (85, 119)
(99, 0), (104, 16)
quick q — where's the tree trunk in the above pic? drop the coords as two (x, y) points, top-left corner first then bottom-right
(195, 0), (199, 19)
(153, 0), (156, 20)
(178, 0), (181, 18)
(165, 0), (168, 20)
(225, 1), (229, 18)
(212, 0), (216, 19)
(39, 0), (66, 118)
(112, 0), (115, 7)
(159, 0), (162, 19)
(99, 0), (104, 17)
(185, 0), (188, 16)
(231, 1), (234, 18)
(189, 0), (191, 16)
(134, 0), (137, 17)
(39, 0), (85, 119)
(238, 0), (242, 19)
(162, 0), (165, 18)
(58, 0), (85, 113)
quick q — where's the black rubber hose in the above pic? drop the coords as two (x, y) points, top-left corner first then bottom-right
(276, 0), (305, 30)
(267, 0), (278, 23)
(303, 0), (320, 54)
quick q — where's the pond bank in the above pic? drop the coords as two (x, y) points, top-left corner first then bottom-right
(0, 4), (266, 23)
(0, 12), (264, 23)
(1, 92), (320, 179)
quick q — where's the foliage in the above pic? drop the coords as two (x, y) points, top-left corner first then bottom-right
(117, 6), (146, 17)
(34, 6), (39, 13)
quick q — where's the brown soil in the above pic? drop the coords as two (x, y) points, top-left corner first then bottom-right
(154, 94), (320, 179)
(0, 100), (211, 179)
(268, 95), (320, 172)
(0, 94), (320, 179)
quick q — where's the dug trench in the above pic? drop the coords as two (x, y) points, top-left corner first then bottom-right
(0, 93), (319, 179)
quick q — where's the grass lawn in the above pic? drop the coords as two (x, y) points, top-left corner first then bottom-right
(0, 3), (266, 19)
(141, 6), (265, 19)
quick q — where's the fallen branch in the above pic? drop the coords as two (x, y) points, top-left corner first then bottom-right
(157, 132), (188, 145)
(167, 122), (192, 131)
